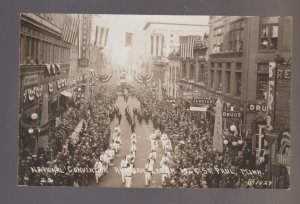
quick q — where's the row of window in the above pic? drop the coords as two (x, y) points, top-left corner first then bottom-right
(212, 17), (279, 53)
(150, 35), (164, 56)
(208, 62), (242, 97)
(209, 69), (242, 97)
(20, 35), (70, 65)
(181, 63), (206, 83)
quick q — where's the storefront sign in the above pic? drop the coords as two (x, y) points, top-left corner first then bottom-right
(222, 111), (242, 118)
(193, 97), (215, 104)
(183, 91), (193, 99)
(24, 74), (38, 87)
(266, 62), (276, 131)
(247, 103), (267, 112)
(277, 68), (291, 80)
(190, 106), (208, 112)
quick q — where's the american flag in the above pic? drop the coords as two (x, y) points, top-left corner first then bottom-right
(62, 18), (80, 45)
(179, 35), (197, 58)
(95, 26), (109, 48)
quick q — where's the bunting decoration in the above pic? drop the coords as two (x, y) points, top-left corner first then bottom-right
(134, 73), (154, 83)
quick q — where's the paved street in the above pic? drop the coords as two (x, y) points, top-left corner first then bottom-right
(90, 94), (164, 188)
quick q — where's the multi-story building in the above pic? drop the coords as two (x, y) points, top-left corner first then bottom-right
(205, 16), (292, 172)
(143, 22), (208, 87)
(19, 13), (84, 153)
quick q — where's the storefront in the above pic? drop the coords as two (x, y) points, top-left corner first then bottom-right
(19, 63), (70, 153)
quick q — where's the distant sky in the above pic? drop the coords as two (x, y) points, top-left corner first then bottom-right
(93, 15), (209, 66)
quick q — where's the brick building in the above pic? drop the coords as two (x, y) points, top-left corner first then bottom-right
(205, 16), (292, 170)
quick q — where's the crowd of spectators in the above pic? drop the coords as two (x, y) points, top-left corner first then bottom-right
(18, 86), (117, 186)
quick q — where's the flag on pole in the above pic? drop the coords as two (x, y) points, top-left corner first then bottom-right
(95, 26), (109, 47)
(62, 18), (80, 44)
(180, 35), (197, 58)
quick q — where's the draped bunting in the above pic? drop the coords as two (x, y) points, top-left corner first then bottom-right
(23, 85), (44, 102)
(48, 82), (54, 93)
(134, 73), (154, 83)
(89, 72), (112, 83)
(45, 64), (62, 75)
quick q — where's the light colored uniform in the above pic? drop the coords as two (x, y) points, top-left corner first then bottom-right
(130, 143), (137, 157)
(160, 164), (171, 184)
(124, 165), (135, 188)
(149, 151), (157, 161)
(108, 148), (115, 161)
(94, 161), (103, 183)
(150, 134), (157, 151)
(160, 155), (170, 167)
(161, 134), (168, 150)
(144, 163), (153, 186)
(120, 159), (128, 184)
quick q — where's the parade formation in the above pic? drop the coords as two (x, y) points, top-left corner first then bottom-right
(18, 14), (291, 189)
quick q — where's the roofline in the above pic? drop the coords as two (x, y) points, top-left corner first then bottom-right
(143, 22), (208, 30)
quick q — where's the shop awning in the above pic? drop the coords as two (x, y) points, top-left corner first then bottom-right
(60, 90), (73, 98)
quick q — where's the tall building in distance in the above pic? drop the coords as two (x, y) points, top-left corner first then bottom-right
(143, 22), (208, 86)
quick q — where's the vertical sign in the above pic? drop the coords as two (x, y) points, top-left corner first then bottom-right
(213, 99), (223, 152)
(79, 14), (92, 67)
(266, 62), (276, 131)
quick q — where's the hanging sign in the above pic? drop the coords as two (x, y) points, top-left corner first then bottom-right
(266, 62), (276, 131)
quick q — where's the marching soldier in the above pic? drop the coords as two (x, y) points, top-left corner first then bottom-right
(160, 161), (171, 185)
(131, 132), (137, 144)
(144, 159), (153, 187)
(94, 158), (103, 184)
(120, 156), (128, 184)
(149, 149), (157, 161)
(130, 140), (137, 158)
(124, 163), (135, 188)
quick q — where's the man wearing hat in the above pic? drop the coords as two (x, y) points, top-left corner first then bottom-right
(94, 158), (103, 184)
(160, 161), (171, 185)
(130, 140), (137, 158)
(123, 163), (135, 188)
(120, 156), (128, 184)
(144, 159), (153, 187)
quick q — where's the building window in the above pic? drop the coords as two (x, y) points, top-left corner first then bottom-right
(198, 63), (204, 82)
(257, 64), (269, 100)
(235, 72), (242, 97)
(226, 71), (231, 94)
(150, 35), (153, 55)
(156, 35), (159, 56)
(210, 70), (214, 89)
(217, 70), (222, 91)
(260, 17), (279, 50)
(213, 26), (223, 53)
(236, 63), (242, 70)
(229, 19), (244, 52)
(226, 63), (231, 69)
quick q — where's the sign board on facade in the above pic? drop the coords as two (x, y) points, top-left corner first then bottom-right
(193, 97), (214, 104)
(247, 103), (267, 112)
(222, 111), (242, 118)
(24, 74), (39, 87)
(190, 106), (208, 112)
(183, 91), (193, 99)
(79, 58), (89, 67)
(266, 62), (276, 131)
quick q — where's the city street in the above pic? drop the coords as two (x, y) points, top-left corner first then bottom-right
(18, 14), (291, 189)
(90, 94), (164, 188)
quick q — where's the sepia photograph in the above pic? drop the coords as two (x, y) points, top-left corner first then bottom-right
(18, 14), (292, 189)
